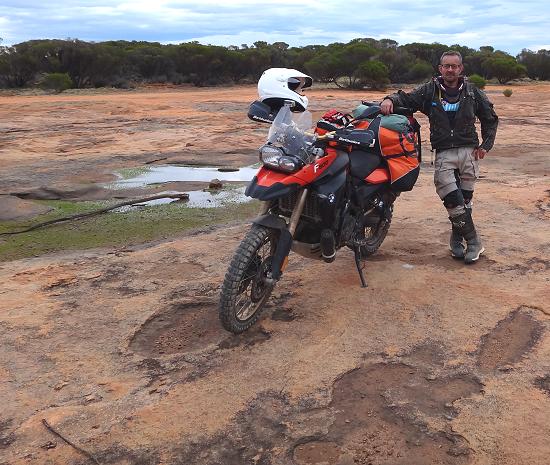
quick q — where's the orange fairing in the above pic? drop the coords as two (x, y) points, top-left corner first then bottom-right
(256, 149), (340, 186)
(365, 168), (390, 184)
(256, 166), (307, 186)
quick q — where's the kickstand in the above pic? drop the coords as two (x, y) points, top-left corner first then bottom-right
(354, 248), (368, 288)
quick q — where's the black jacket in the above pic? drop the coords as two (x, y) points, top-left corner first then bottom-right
(386, 78), (498, 151)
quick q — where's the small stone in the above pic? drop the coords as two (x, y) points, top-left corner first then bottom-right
(447, 445), (470, 457)
(40, 441), (57, 450)
(84, 393), (102, 404)
(498, 365), (514, 372)
(54, 382), (68, 391)
(425, 374), (437, 381)
(209, 179), (223, 189)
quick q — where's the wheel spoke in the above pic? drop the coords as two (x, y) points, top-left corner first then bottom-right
(219, 226), (278, 332)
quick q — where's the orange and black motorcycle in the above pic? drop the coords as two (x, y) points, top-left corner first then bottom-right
(219, 100), (421, 333)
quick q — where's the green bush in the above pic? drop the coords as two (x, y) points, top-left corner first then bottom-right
(355, 60), (390, 90)
(503, 88), (513, 97)
(40, 73), (73, 92)
(468, 74), (486, 89)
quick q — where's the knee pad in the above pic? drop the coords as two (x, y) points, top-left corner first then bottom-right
(443, 189), (465, 209)
(461, 189), (473, 205)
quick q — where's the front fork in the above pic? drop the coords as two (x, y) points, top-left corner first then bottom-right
(255, 189), (309, 283)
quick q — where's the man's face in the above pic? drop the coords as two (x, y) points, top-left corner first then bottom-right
(439, 55), (463, 82)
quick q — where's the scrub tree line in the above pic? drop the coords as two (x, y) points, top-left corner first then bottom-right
(0, 37), (547, 91)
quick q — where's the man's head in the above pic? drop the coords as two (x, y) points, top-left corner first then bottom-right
(439, 51), (463, 87)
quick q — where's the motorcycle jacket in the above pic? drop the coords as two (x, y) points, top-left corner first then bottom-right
(385, 77), (498, 151)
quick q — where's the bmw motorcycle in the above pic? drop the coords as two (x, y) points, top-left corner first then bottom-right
(219, 100), (419, 333)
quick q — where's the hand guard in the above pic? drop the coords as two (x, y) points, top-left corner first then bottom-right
(320, 109), (353, 127)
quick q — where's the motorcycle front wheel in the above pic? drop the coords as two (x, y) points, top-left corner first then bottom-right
(219, 225), (278, 333)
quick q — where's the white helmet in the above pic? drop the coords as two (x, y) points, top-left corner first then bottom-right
(258, 68), (312, 112)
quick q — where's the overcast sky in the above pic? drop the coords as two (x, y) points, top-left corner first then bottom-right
(1, 0), (549, 54)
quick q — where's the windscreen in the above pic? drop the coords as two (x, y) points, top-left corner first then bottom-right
(267, 106), (314, 161)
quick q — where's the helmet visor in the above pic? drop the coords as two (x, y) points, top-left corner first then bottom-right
(288, 77), (306, 93)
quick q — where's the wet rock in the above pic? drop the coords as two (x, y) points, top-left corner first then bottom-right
(12, 184), (108, 200)
(208, 179), (223, 189)
(0, 195), (53, 221)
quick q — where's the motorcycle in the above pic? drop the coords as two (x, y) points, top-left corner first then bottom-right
(219, 99), (420, 333)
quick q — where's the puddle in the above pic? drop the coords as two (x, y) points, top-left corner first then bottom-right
(114, 186), (250, 210)
(107, 164), (258, 209)
(109, 165), (258, 188)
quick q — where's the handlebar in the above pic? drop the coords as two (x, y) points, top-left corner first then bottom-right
(360, 100), (414, 117)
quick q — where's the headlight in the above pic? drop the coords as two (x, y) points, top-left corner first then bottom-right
(259, 145), (300, 173)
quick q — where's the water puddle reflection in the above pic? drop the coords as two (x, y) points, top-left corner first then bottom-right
(109, 165), (258, 189)
(107, 165), (258, 209)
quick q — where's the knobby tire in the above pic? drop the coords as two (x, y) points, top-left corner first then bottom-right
(219, 225), (277, 333)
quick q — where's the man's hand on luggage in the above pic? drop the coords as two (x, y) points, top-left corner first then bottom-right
(380, 99), (393, 115)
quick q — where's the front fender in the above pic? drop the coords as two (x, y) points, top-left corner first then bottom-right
(252, 214), (287, 231)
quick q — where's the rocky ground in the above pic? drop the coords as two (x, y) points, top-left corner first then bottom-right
(0, 84), (549, 465)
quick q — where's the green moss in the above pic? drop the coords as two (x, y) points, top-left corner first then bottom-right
(116, 166), (151, 180)
(0, 199), (259, 262)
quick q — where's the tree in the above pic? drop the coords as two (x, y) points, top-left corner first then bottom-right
(483, 56), (526, 83)
(355, 60), (389, 90)
(468, 74), (486, 89)
(405, 60), (434, 82)
(518, 49), (550, 80)
(0, 44), (40, 87)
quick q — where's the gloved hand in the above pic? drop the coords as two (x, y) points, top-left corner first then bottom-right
(321, 109), (352, 127)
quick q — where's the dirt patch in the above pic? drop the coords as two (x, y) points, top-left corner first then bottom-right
(271, 307), (297, 321)
(72, 445), (160, 465)
(129, 301), (226, 356)
(536, 189), (550, 215)
(476, 308), (544, 372)
(173, 391), (293, 465)
(534, 375), (550, 397)
(322, 362), (481, 465)
(0, 419), (15, 449)
(294, 441), (344, 464)
(217, 326), (271, 349)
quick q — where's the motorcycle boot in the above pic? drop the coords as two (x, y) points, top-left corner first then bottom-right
(449, 209), (484, 264)
(449, 226), (465, 259)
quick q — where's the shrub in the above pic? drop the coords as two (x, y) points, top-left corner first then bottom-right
(468, 74), (486, 89)
(39, 73), (73, 93)
(503, 88), (513, 97)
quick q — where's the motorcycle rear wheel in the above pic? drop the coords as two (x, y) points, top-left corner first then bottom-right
(219, 225), (277, 333)
(358, 208), (393, 257)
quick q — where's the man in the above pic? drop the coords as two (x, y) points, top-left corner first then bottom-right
(380, 51), (498, 264)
